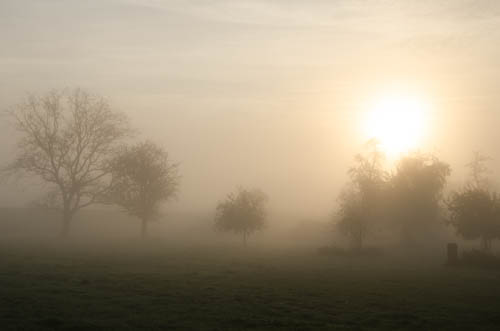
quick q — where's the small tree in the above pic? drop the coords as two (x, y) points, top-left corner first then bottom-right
(3, 88), (130, 236)
(335, 140), (386, 250)
(336, 187), (368, 250)
(448, 188), (500, 251)
(447, 152), (499, 251)
(386, 152), (450, 244)
(214, 188), (268, 245)
(109, 141), (179, 238)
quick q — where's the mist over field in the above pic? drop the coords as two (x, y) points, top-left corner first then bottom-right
(1, 1), (500, 330)
(2, 0), (500, 217)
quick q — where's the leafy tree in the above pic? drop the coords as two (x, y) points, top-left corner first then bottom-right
(336, 187), (368, 250)
(447, 152), (499, 251)
(387, 152), (451, 244)
(3, 89), (130, 236)
(348, 139), (386, 208)
(336, 140), (386, 250)
(448, 188), (500, 251)
(109, 141), (179, 238)
(214, 188), (268, 246)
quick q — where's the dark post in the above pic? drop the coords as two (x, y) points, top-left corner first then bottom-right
(447, 243), (458, 265)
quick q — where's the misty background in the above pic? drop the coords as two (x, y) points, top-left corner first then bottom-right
(1, 0), (500, 222)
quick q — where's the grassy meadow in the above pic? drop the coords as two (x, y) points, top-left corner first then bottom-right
(1, 236), (499, 330)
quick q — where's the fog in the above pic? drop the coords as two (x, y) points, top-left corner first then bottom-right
(3, 2), (500, 329)
(1, 0), (500, 219)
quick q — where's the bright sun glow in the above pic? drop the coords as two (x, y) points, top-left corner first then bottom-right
(364, 93), (429, 158)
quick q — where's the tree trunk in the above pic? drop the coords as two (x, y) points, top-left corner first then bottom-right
(481, 237), (492, 252)
(141, 218), (148, 239)
(61, 209), (72, 238)
(447, 243), (458, 265)
(243, 231), (247, 246)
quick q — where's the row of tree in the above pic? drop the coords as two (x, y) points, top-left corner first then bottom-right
(5, 88), (497, 249)
(2, 89), (178, 237)
(2, 88), (268, 240)
(336, 140), (500, 251)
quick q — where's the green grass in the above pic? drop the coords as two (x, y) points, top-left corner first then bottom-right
(1, 239), (499, 330)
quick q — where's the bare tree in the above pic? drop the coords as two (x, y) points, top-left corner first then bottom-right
(466, 151), (492, 190)
(3, 88), (130, 236)
(335, 140), (386, 250)
(214, 188), (268, 246)
(108, 141), (180, 238)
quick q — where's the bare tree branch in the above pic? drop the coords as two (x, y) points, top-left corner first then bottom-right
(3, 88), (131, 236)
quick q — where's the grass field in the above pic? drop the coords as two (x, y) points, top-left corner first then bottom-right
(1, 238), (500, 330)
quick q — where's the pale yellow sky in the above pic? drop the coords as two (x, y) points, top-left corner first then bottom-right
(1, 0), (500, 219)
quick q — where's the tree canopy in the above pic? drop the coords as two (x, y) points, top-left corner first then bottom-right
(387, 153), (451, 243)
(448, 188), (500, 251)
(214, 188), (268, 245)
(336, 140), (386, 249)
(335, 146), (451, 249)
(4, 88), (130, 236)
(447, 152), (500, 251)
(109, 141), (179, 237)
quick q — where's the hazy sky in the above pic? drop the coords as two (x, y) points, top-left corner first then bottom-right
(1, 0), (500, 219)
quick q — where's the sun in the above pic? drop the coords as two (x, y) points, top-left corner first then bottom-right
(363, 93), (429, 158)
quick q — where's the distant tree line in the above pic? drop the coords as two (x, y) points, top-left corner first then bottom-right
(336, 141), (500, 252)
(2, 88), (268, 243)
(3, 88), (500, 251)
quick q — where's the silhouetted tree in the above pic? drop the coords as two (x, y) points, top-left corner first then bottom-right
(336, 187), (368, 250)
(214, 188), (268, 246)
(3, 89), (130, 236)
(466, 151), (492, 190)
(336, 140), (386, 250)
(447, 152), (499, 251)
(448, 188), (500, 251)
(109, 141), (179, 238)
(386, 152), (450, 244)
